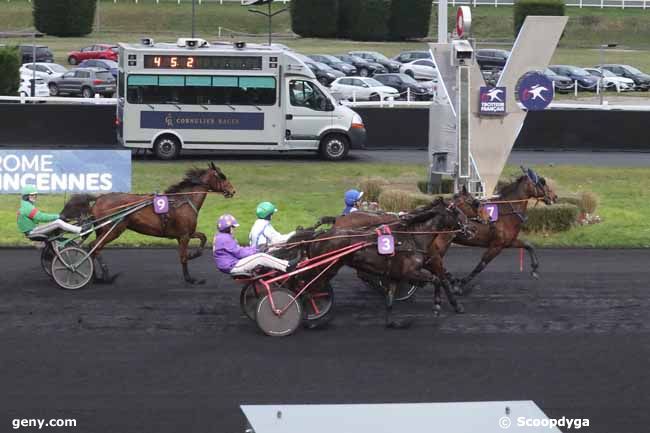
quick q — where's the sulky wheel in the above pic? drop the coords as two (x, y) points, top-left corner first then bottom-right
(302, 283), (334, 325)
(41, 244), (55, 277)
(51, 246), (94, 290)
(240, 281), (265, 321)
(361, 273), (418, 302)
(255, 289), (302, 337)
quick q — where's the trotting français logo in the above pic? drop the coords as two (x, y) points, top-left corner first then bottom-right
(479, 86), (506, 116)
(518, 72), (554, 111)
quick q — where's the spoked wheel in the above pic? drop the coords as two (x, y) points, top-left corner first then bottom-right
(51, 246), (94, 290)
(255, 289), (302, 337)
(41, 244), (55, 277)
(240, 281), (266, 321)
(361, 273), (418, 301)
(302, 283), (334, 328)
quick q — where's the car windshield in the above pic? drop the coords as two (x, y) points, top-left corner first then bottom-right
(36, 47), (50, 55)
(365, 78), (383, 87)
(600, 69), (616, 77)
(350, 55), (365, 62)
(49, 64), (67, 72)
(101, 60), (118, 68)
(316, 62), (334, 71)
(323, 55), (343, 63)
(110, 47), (119, 53)
(370, 52), (388, 61)
(567, 67), (590, 77)
(544, 68), (558, 76)
(96, 71), (114, 80)
(623, 65), (644, 74)
(398, 74), (418, 84)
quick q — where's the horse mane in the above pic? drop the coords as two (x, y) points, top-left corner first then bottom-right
(165, 168), (209, 193)
(497, 175), (527, 197)
(399, 197), (446, 227)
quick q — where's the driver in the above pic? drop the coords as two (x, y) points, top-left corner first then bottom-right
(16, 185), (85, 237)
(213, 214), (298, 275)
(249, 201), (295, 250)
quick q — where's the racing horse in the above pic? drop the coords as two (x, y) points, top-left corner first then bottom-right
(296, 198), (471, 328)
(61, 162), (235, 284)
(315, 190), (481, 314)
(438, 167), (557, 294)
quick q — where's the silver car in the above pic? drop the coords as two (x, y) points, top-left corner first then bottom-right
(48, 67), (116, 98)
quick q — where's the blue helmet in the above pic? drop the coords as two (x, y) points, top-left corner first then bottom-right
(344, 189), (363, 206)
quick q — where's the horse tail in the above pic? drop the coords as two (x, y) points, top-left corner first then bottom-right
(60, 193), (97, 221)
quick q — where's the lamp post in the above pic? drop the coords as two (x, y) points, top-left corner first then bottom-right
(243, 0), (287, 46)
(192, 0), (196, 38)
(599, 43), (617, 105)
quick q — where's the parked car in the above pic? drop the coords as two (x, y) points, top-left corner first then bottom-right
(78, 59), (118, 78)
(349, 51), (402, 73)
(19, 62), (67, 83)
(481, 69), (501, 87)
(548, 65), (599, 90)
(48, 67), (116, 98)
(583, 67), (635, 91)
(19, 74), (49, 97)
(399, 59), (437, 81)
(18, 45), (54, 64)
(598, 64), (650, 91)
(67, 44), (118, 65)
(308, 54), (357, 76)
(330, 77), (399, 101)
(542, 68), (573, 94)
(476, 49), (509, 70)
(373, 73), (433, 100)
(335, 54), (387, 77)
(306, 61), (345, 86)
(393, 50), (431, 64)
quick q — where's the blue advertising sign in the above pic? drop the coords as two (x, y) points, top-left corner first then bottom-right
(140, 111), (264, 130)
(518, 72), (554, 111)
(0, 150), (131, 193)
(479, 86), (506, 115)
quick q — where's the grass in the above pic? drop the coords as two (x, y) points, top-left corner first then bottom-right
(2, 161), (650, 248)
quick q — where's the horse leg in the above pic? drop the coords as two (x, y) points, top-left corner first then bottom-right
(89, 222), (128, 283)
(187, 231), (207, 261)
(511, 239), (540, 279)
(385, 280), (412, 329)
(459, 246), (503, 293)
(178, 236), (205, 285)
(427, 254), (463, 313)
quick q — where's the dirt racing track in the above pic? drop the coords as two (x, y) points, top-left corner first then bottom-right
(1, 247), (649, 433)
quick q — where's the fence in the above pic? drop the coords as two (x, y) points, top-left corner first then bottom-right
(6, 0), (650, 9)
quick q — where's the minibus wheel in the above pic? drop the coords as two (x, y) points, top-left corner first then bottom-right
(319, 134), (349, 161)
(154, 135), (181, 160)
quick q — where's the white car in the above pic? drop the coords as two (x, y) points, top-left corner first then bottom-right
(20, 62), (68, 84)
(584, 67), (635, 91)
(19, 74), (50, 97)
(400, 59), (437, 81)
(330, 77), (399, 101)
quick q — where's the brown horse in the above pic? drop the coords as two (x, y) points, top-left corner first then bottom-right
(300, 198), (471, 327)
(438, 167), (557, 294)
(318, 191), (480, 315)
(61, 162), (235, 284)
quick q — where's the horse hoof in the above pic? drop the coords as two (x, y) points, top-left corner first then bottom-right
(451, 285), (464, 296)
(196, 279), (206, 285)
(531, 271), (540, 280)
(386, 319), (412, 329)
(454, 304), (465, 314)
(432, 305), (442, 317)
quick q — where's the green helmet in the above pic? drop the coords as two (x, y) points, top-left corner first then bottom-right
(256, 201), (277, 219)
(21, 185), (38, 196)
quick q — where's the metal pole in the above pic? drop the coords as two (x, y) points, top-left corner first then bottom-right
(599, 45), (604, 105)
(31, 32), (36, 97)
(96, 0), (100, 33)
(268, 0), (272, 45)
(438, 0), (448, 43)
(192, 0), (196, 38)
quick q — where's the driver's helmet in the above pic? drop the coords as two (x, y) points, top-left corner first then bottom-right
(217, 214), (240, 232)
(344, 189), (364, 206)
(21, 185), (38, 199)
(256, 202), (277, 219)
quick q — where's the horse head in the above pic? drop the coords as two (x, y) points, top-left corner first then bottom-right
(520, 166), (556, 205)
(453, 185), (489, 224)
(204, 162), (236, 198)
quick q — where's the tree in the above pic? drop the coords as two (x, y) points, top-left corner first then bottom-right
(33, 0), (96, 37)
(0, 46), (20, 96)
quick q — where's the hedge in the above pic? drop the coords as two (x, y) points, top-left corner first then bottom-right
(0, 46), (20, 96)
(513, 0), (565, 38)
(388, 0), (432, 40)
(290, 0), (339, 38)
(33, 0), (96, 37)
(523, 203), (579, 233)
(378, 189), (434, 212)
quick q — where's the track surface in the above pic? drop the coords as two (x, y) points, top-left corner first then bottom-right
(1, 248), (649, 433)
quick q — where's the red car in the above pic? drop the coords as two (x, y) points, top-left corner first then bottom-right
(67, 44), (118, 65)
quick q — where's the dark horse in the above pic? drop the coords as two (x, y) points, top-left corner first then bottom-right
(437, 167), (557, 294)
(61, 162), (235, 284)
(318, 191), (480, 314)
(295, 198), (470, 328)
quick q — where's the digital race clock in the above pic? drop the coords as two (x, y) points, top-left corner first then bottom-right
(143, 55), (263, 70)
